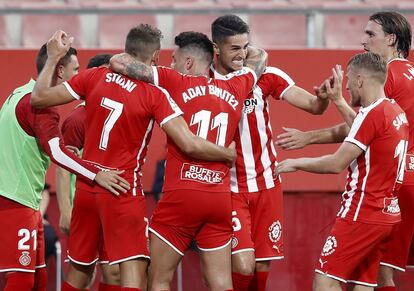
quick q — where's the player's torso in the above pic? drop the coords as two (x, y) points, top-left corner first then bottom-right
(164, 78), (244, 192)
(340, 100), (408, 224)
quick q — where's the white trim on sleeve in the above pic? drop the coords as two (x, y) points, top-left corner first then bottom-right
(152, 66), (159, 86)
(344, 137), (368, 152)
(63, 82), (81, 100)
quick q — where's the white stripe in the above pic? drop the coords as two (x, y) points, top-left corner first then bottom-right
(35, 264), (46, 269)
(149, 227), (185, 256)
(354, 147), (370, 221)
(0, 268), (36, 273)
(231, 248), (255, 255)
(230, 165), (239, 192)
(338, 160), (358, 218)
(263, 67), (295, 100)
(315, 269), (347, 283)
(259, 95), (275, 189)
(198, 238), (232, 252)
(152, 66), (159, 86)
(160, 112), (182, 128)
(63, 82), (81, 100)
(109, 254), (150, 265)
(345, 138), (368, 152)
(67, 255), (99, 266)
(241, 116), (258, 192)
(133, 119), (154, 196)
(255, 256), (284, 261)
(380, 261), (406, 272)
(48, 137), (96, 181)
(346, 280), (377, 287)
(155, 86), (183, 128)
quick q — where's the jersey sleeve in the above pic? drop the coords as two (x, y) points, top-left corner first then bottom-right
(61, 105), (86, 149)
(152, 66), (183, 91)
(384, 66), (395, 98)
(261, 67), (295, 100)
(150, 86), (183, 127)
(224, 67), (257, 100)
(345, 109), (379, 151)
(63, 68), (98, 100)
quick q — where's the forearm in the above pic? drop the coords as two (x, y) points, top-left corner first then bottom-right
(310, 96), (330, 115)
(296, 155), (342, 174)
(31, 57), (60, 108)
(55, 167), (72, 215)
(333, 98), (357, 127)
(186, 136), (235, 164)
(307, 123), (350, 144)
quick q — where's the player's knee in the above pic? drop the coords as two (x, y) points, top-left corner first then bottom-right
(5, 271), (35, 291)
(101, 264), (121, 285)
(232, 259), (255, 276)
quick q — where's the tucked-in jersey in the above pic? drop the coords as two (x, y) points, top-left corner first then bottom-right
(210, 66), (294, 193)
(64, 67), (182, 195)
(339, 98), (408, 225)
(153, 66), (257, 192)
(385, 58), (414, 185)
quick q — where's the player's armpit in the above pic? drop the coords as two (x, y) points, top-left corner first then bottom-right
(162, 116), (236, 164)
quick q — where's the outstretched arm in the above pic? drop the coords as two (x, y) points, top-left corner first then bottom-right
(283, 85), (330, 115)
(162, 116), (236, 165)
(244, 46), (268, 79)
(110, 53), (154, 84)
(276, 141), (362, 175)
(275, 123), (350, 150)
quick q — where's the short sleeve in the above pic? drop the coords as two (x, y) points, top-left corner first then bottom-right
(345, 110), (378, 151)
(261, 67), (295, 100)
(64, 68), (99, 100)
(223, 67), (257, 100)
(152, 66), (183, 91)
(150, 86), (183, 127)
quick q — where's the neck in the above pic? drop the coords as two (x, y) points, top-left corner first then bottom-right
(190, 63), (211, 78)
(384, 49), (402, 62)
(361, 85), (386, 107)
(213, 59), (232, 76)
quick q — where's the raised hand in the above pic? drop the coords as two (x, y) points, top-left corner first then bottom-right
(46, 30), (74, 60)
(94, 170), (130, 196)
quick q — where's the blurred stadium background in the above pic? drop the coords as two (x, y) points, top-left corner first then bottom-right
(0, 0), (414, 290)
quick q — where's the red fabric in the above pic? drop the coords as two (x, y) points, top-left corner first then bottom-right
(62, 281), (81, 291)
(375, 287), (397, 291)
(249, 271), (269, 291)
(99, 282), (121, 290)
(210, 66), (293, 193)
(62, 104), (86, 148)
(15, 94), (98, 183)
(33, 267), (47, 291)
(155, 66), (255, 193)
(65, 67), (181, 194)
(120, 288), (141, 291)
(232, 272), (254, 291)
(340, 99), (408, 225)
(4, 272), (34, 291)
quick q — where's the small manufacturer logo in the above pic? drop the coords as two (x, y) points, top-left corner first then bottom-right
(19, 251), (31, 266)
(319, 258), (328, 268)
(322, 236), (337, 256)
(268, 221), (282, 243)
(383, 197), (400, 215)
(231, 237), (238, 249)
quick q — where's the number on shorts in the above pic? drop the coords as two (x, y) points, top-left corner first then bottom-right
(232, 211), (242, 232)
(395, 139), (408, 184)
(190, 110), (228, 146)
(99, 97), (124, 150)
(18, 229), (37, 251)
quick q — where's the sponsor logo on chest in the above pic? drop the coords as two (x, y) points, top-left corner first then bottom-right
(180, 163), (224, 184)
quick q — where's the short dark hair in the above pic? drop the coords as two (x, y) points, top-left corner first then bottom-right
(87, 53), (113, 69)
(174, 31), (214, 64)
(125, 24), (163, 62)
(36, 44), (77, 75)
(370, 11), (412, 58)
(348, 52), (388, 84)
(211, 14), (250, 44)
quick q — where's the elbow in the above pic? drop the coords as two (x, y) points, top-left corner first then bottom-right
(181, 142), (198, 157)
(30, 92), (45, 109)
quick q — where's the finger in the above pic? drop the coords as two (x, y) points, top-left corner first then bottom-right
(332, 68), (339, 84)
(116, 177), (130, 189)
(275, 137), (293, 145)
(111, 182), (128, 193)
(108, 185), (120, 196)
(324, 80), (332, 94)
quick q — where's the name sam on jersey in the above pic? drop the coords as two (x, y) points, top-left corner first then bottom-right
(393, 112), (408, 130)
(181, 163), (224, 184)
(105, 73), (137, 93)
(182, 85), (238, 110)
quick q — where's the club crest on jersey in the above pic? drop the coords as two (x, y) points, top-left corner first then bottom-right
(268, 221), (282, 243)
(243, 98), (257, 114)
(19, 251), (31, 266)
(383, 197), (400, 215)
(321, 236), (337, 256)
(231, 237), (238, 249)
(180, 163), (225, 184)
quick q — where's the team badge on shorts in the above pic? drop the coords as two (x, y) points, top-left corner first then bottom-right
(322, 236), (337, 256)
(231, 237), (239, 249)
(268, 220), (282, 243)
(19, 251), (31, 266)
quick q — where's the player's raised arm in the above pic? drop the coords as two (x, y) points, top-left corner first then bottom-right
(162, 116), (236, 165)
(244, 46), (267, 79)
(31, 30), (77, 108)
(110, 52), (155, 84)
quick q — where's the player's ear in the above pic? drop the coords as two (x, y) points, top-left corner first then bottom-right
(56, 64), (64, 80)
(151, 50), (160, 66)
(185, 57), (194, 71)
(357, 74), (363, 88)
(387, 33), (397, 47)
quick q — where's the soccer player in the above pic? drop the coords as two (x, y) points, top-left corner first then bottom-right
(110, 30), (266, 291)
(56, 53), (122, 291)
(275, 12), (414, 291)
(209, 14), (330, 291)
(0, 43), (127, 291)
(31, 27), (237, 291)
(277, 52), (408, 291)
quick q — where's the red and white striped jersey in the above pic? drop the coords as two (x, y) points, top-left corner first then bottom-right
(385, 58), (414, 185)
(210, 66), (294, 193)
(153, 66), (257, 192)
(64, 67), (182, 195)
(338, 98), (408, 225)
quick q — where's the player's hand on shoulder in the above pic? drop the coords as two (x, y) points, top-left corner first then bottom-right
(65, 145), (81, 158)
(94, 170), (130, 196)
(47, 30), (74, 61)
(275, 127), (310, 150)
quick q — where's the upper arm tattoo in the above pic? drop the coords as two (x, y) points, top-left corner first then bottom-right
(125, 61), (154, 84)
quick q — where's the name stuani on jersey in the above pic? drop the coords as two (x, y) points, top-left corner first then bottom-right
(182, 85), (239, 110)
(105, 73), (137, 93)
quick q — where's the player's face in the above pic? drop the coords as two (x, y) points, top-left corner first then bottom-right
(215, 33), (249, 73)
(346, 67), (361, 107)
(361, 20), (390, 59)
(171, 47), (187, 74)
(61, 55), (80, 82)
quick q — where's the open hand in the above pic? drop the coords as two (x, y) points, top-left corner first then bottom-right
(95, 170), (130, 196)
(275, 127), (311, 150)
